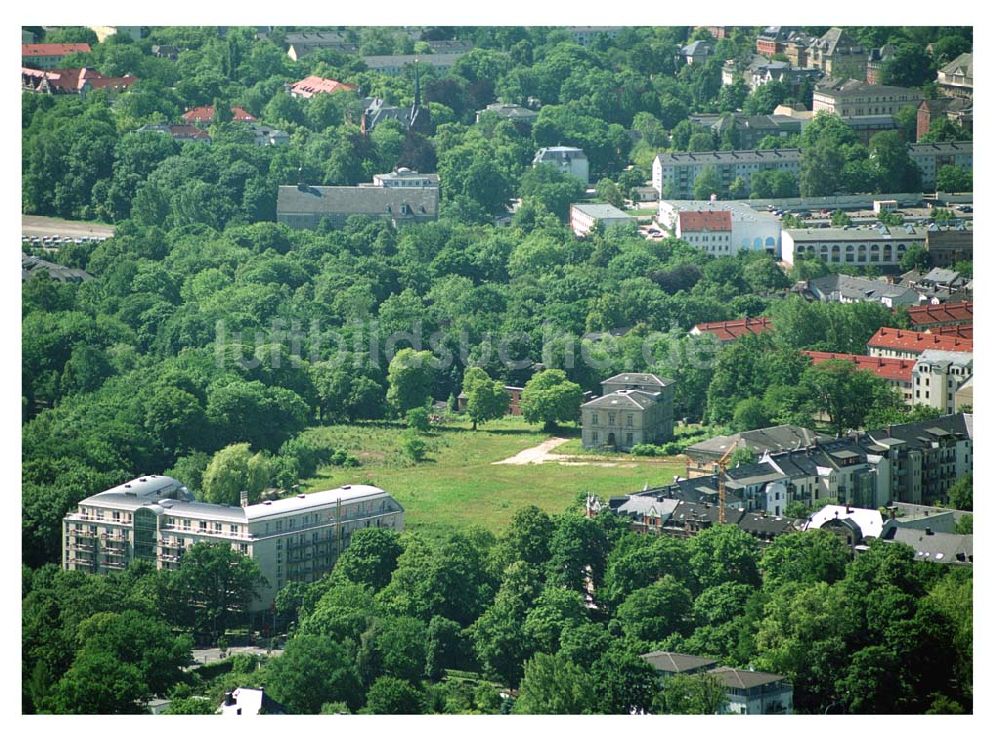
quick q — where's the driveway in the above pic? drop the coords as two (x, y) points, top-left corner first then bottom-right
(493, 437), (570, 465)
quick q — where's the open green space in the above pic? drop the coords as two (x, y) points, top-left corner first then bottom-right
(301, 417), (686, 539)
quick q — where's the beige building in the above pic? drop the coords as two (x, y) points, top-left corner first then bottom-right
(812, 82), (923, 118)
(581, 373), (674, 451)
(911, 350), (973, 414)
(938, 52), (972, 99)
(62, 476), (404, 609)
(805, 28), (868, 79)
(569, 203), (636, 237)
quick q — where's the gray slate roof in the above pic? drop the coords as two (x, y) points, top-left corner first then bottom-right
(882, 526), (972, 564)
(685, 425), (829, 461)
(641, 651), (718, 674)
(708, 667), (789, 690)
(277, 184), (438, 218)
(582, 389), (661, 410)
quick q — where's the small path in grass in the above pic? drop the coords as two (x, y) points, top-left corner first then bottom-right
(492, 437), (571, 465)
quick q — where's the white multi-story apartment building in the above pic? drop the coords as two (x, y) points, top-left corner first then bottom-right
(911, 350), (973, 414)
(907, 142), (972, 190)
(62, 476), (404, 609)
(533, 146), (590, 183)
(652, 149), (800, 200)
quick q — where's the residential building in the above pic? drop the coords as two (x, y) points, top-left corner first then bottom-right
(937, 52), (973, 99)
(804, 351), (915, 401)
(284, 32), (358, 61)
(866, 44), (896, 85)
(908, 142), (972, 190)
(685, 425), (831, 476)
(581, 373), (674, 451)
(606, 494), (797, 542)
(881, 526), (972, 565)
(362, 53), (466, 76)
(288, 75), (358, 99)
(22, 254), (92, 283)
(22, 43), (91, 69)
(22, 67), (137, 95)
(804, 504), (886, 547)
(907, 301), (972, 332)
(756, 27), (815, 66)
(137, 123), (211, 143)
(652, 149), (800, 199)
(911, 350), (972, 414)
(803, 273), (921, 308)
(923, 225), (973, 267)
(709, 667), (794, 715)
(533, 146), (589, 183)
(916, 97), (973, 140)
(780, 225), (927, 269)
(565, 27), (622, 46)
(641, 651), (718, 678)
(456, 385), (524, 417)
(955, 375), (973, 410)
(749, 61), (823, 94)
(696, 26), (729, 40)
(276, 183), (439, 230)
(369, 168), (440, 189)
(248, 123), (289, 146)
(865, 413), (973, 505)
(805, 28), (868, 79)
(688, 114), (805, 150)
(182, 105), (257, 127)
(812, 81), (923, 118)
(930, 324), (973, 340)
(62, 475), (404, 610)
(867, 327), (972, 360)
(569, 203), (636, 237)
(658, 200), (783, 255)
(689, 317), (773, 344)
(151, 45), (182, 60)
(475, 102), (539, 126)
(680, 40), (713, 65)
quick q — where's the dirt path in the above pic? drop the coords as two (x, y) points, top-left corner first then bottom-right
(22, 215), (115, 238)
(493, 437), (570, 465)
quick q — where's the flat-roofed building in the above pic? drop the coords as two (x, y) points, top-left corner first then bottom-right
(362, 53), (466, 76)
(277, 182), (439, 230)
(569, 203), (635, 237)
(659, 200), (782, 255)
(653, 148), (800, 199)
(62, 476), (404, 609)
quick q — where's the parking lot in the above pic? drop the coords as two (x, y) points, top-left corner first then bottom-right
(22, 215), (115, 248)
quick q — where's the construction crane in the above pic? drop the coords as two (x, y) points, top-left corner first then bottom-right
(714, 440), (741, 525)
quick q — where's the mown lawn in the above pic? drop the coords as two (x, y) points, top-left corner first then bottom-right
(300, 416), (686, 539)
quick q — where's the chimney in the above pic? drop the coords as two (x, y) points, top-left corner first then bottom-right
(925, 527), (934, 535)
(224, 691), (235, 706)
(240, 489), (249, 508)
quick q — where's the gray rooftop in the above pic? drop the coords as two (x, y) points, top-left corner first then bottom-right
(787, 225), (927, 242)
(882, 526), (972, 564)
(277, 184), (438, 218)
(362, 53), (466, 69)
(808, 273), (919, 303)
(602, 373), (671, 388)
(641, 651), (718, 674)
(685, 425), (829, 461)
(534, 146), (587, 161)
(582, 389), (661, 410)
(707, 667), (789, 690)
(571, 203), (634, 220)
(915, 350), (973, 368)
(655, 148), (800, 166)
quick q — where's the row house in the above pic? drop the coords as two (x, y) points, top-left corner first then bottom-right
(804, 351), (915, 402)
(867, 327), (972, 360)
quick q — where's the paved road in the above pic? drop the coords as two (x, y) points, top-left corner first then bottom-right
(22, 215), (115, 239)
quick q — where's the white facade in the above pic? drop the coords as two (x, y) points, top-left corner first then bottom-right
(570, 203), (636, 237)
(62, 477), (404, 610)
(780, 226), (926, 267)
(659, 201), (782, 255)
(533, 146), (589, 183)
(911, 350), (973, 414)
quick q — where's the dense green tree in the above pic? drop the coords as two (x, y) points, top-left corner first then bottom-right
(520, 369), (583, 431)
(386, 348), (437, 415)
(267, 634), (363, 714)
(200, 442), (272, 506)
(616, 575), (694, 644)
(363, 676), (427, 714)
(692, 166), (723, 200)
(513, 653), (595, 714)
(652, 672), (727, 714)
(947, 474), (972, 511)
(462, 366), (510, 430)
(687, 524), (761, 590)
(935, 164), (972, 193)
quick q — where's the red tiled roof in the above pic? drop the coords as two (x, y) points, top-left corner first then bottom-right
(929, 324), (973, 340)
(290, 75), (358, 98)
(22, 67), (137, 93)
(693, 317), (773, 342)
(678, 210), (732, 232)
(182, 105), (257, 123)
(907, 301), (972, 327)
(867, 327), (972, 354)
(804, 351), (915, 384)
(22, 43), (91, 57)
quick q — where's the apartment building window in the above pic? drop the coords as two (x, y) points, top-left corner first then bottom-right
(592, 432), (598, 444)
(182, 519), (190, 530)
(626, 414), (633, 427)
(230, 524), (238, 536)
(609, 412), (616, 426)
(198, 520), (207, 532)
(112, 511), (120, 522)
(213, 522), (222, 534)
(276, 520), (283, 532)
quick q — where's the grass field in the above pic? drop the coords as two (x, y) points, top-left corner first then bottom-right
(300, 417), (686, 539)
